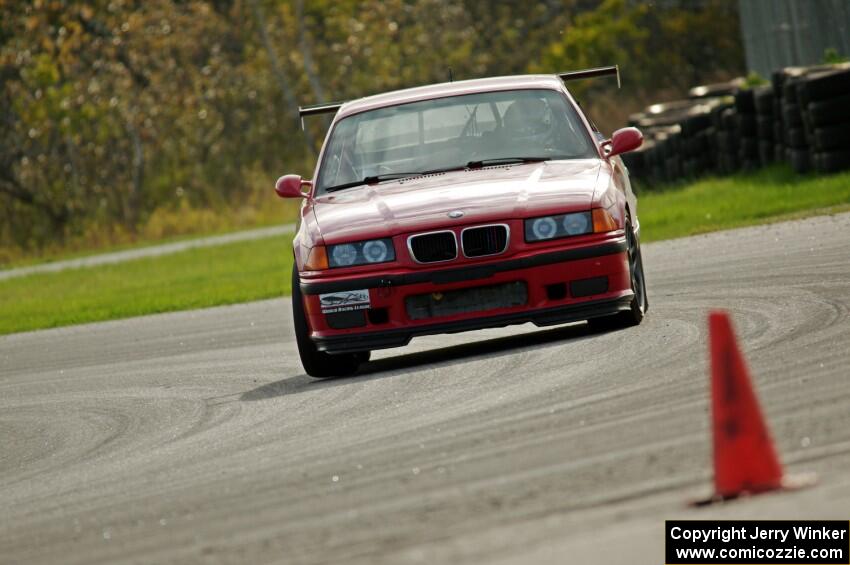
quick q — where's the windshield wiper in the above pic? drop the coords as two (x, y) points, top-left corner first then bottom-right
(325, 167), (479, 193)
(324, 156), (569, 192)
(325, 173), (422, 193)
(466, 156), (553, 168)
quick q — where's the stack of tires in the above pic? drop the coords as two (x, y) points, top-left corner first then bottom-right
(753, 86), (775, 166)
(771, 70), (790, 162)
(798, 68), (850, 173)
(734, 89), (759, 170)
(781, 73), (813, 172)
(626, 64), (850, 190)
(660, 128), (683, 183)
(627, 100), (700, 185)
(688, 80), (740, 100)
(646, 129), (678, 185)
(679, 111), (714, 178)
(633, 144), (654, 184)
(712, 102), (738, 174)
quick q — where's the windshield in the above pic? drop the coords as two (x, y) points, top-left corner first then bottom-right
(315, 88), (595, 194)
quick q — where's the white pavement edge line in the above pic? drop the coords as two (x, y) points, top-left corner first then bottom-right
(0, 224), (294, 281)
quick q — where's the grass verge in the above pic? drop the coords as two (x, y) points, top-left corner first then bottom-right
(638, 165), (850, 242)
(0, 235), (293, 335)
(2, 165), (848, 335)
(0, 195), (300, 269)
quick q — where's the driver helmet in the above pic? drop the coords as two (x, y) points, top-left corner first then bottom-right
(501, 96), (554, 140)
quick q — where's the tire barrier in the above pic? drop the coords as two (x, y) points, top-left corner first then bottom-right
(621, 63), (850, 187)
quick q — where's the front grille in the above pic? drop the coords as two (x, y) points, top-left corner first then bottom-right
(462, 224), (508, 257)
(408, 231), (457, 263)
(405, 281), (528, 320)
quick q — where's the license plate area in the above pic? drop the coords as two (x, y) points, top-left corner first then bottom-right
(405, 281), (528, 321)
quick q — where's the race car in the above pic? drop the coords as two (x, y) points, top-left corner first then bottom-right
(275, 67), (647, 377)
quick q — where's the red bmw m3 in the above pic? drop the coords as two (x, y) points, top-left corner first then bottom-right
(275, 68), (647, 377)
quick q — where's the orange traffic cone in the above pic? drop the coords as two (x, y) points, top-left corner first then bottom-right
(708, 311), (784, 498)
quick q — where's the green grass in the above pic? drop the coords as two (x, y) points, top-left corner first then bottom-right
(0, 195), (300, 268)
(0, 235), (293, 335)
(639, 165), (850, 242)
(2, 164), (849, 336)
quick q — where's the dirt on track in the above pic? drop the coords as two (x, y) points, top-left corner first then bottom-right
(2, 213), (849, 564)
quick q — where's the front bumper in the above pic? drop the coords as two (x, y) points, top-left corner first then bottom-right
(301, 236), (632, 353)
(313, 294), (633, 353)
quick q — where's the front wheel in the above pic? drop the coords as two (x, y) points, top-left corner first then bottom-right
(291, 267), (362, 378)
(588, 218), (648, 331)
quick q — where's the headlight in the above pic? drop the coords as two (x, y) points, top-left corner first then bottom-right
(328, 238), (395, 268)
(563, 212), (590, 235)
(530, 217), (557, 240)
(525, 212), (593, 242)
(362, 239), (390, 263)
(331, 244), (358, 267)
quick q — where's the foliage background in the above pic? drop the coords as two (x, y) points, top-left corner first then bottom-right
(0, 0), (745, 264)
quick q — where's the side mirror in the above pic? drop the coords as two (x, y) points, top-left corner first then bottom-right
(606, 127), (643, 157)
(274, 175), (311, 199)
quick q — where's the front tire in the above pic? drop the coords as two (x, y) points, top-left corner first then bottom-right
(291, 267), (361, 378)
(588, 218), (648, 331)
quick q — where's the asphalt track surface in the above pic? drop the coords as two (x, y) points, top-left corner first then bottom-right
(2, 213), (849, 564)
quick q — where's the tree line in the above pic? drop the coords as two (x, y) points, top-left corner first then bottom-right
(0, 0), (744, 254)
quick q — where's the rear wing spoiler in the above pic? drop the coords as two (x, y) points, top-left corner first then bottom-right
(298, 101), (345, 130)
(558, 65), (620, 89)
(298, 65), (620, 129)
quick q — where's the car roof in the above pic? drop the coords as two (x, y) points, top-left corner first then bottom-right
(335, 74), (567, 120)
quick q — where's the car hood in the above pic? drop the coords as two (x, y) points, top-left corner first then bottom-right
(310, 159), (602, 244)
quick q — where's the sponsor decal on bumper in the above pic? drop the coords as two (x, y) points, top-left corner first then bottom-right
(319, 289), (370, 314)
